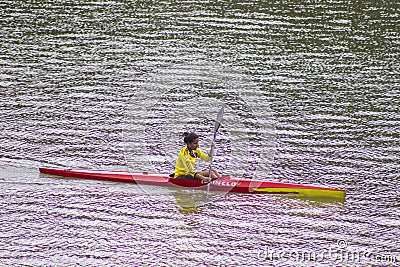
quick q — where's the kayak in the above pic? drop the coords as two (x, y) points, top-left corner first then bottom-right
(39, 167), (346, 199)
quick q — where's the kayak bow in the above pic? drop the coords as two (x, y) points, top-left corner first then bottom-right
(39, 167), (345, 199)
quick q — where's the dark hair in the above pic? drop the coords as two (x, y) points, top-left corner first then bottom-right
(183, 132), (199, 144)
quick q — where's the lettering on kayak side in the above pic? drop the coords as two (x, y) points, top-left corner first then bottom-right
(211, 180), (238, 187)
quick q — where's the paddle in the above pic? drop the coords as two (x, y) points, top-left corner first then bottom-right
(207, 106), (224, 193)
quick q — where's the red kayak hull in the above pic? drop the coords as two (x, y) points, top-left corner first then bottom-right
(39, 167), (345, 199)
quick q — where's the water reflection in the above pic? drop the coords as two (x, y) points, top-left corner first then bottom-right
(173, 190), (209, 214)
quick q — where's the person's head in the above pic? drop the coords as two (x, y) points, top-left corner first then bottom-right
(183, 132), (199, 150)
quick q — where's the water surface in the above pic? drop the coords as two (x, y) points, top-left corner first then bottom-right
(0, 0), (399, 266)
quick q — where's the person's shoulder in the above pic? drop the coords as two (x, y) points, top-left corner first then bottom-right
(179, 146), (188, 154)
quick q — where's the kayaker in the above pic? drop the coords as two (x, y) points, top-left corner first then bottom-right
(174, 132), (222, 183)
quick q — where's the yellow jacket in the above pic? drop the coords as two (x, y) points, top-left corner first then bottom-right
(174, 146), (210, 178)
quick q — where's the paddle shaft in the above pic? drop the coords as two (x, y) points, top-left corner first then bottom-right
(207, 106), (224, 192)
(208, 137), (217, 177)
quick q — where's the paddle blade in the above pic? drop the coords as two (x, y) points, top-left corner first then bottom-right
(213, 106), (224, 134)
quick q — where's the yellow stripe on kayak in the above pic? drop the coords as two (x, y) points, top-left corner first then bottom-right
(251, 187), (346, 199)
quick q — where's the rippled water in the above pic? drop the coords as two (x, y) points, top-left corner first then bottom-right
(1, 0), (399, 266)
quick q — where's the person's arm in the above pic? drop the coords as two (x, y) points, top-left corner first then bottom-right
(198, 142), (216, 162)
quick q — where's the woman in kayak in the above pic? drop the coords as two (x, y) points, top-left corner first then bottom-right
(174, 132), (222, 183)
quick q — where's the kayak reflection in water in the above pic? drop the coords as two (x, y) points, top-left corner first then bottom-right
(173, 132), (222, 183)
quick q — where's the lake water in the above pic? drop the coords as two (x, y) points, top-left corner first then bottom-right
(1, 0), (399, 266)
